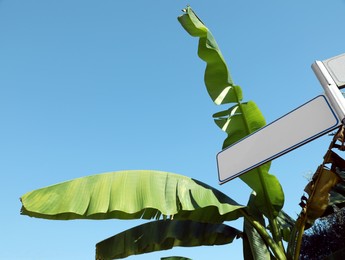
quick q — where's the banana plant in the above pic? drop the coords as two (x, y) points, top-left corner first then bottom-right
(288, 127), (345, 259)
(19, 6), (287, 260)
(178, 3), (285, 240)
(20, 6), (345, 260)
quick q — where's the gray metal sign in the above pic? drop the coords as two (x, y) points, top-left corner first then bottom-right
(322, 53), (345, 89)
(217, 53), (345, 184)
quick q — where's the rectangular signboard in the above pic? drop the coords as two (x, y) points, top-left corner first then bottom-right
(322, 53), (345, 89)
(217, 95), (341, 184)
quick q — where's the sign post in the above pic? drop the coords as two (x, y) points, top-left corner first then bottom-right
(217, 53), (345, 184)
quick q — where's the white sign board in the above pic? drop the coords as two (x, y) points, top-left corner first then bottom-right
(322, 53), (345, 89)
(217, 53), (345, 184)
(217, 95), (340, 184)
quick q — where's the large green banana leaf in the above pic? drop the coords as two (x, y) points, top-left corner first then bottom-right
(243, 193), (271, 260)
(178, 7), (237, 106)
(96, 220), (241, 259)
(214, 102), (266, 147)
(21, 170), (244, 223)
(178, 6), (284, 219)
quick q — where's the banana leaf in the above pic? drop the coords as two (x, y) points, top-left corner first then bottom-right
(304, 166), (341, 226)
(214, 101), (266, 148)
(275, 210), (295, 242)
(21, 170), (244, 223)
(178, 7), (237, 105)
(329, 185), (345, 207)
(319, 147), (345, 212)
(328, 165), (345, 209)
(243, 193), (272, 260)
(96, 220), (240, 259)
(178, 6), (284, 219)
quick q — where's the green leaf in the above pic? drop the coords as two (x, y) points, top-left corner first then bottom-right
(242, 234), (255, 260)
(243, 193), (272, 260)
(96, 220), (240, 260)
(217, 101), (283, 218)
(215, 101), (266, 148)
(240, 167), (283, 217)
(329, 187), (345, 206)
(20, 170), (244, 223)
(275, 210), (295, 242)
(178, 7), (241, 105)
(178, 6), (284, 220)
(328, 169), (345, 208)
(178, 7), (208, 38)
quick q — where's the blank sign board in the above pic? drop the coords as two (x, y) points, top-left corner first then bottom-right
(217, 95), (341, 184)
(323, 53), (345, 89)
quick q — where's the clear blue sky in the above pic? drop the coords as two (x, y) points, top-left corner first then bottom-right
(1, 1), (345, 259)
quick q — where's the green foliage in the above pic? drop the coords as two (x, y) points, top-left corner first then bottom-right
(21, 170), (244, 223)
(178, 9), (286, 259)
(276, 210), (295, 242)
(328, 164), (345, 210)
(18, 6), (289, 260)
(96, 220), (240, 259)
(20, 5), (344, 260)
(17, 6), (291, 260)
(178, 6), (284, 222)
(243, 193), (272, 260)
(177, 7), (237, 105)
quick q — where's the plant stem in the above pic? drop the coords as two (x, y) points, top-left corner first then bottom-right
(238, 100), (285, 252)
(294, 216), (306, 260)
(241, 209), (287, 260)
(257, 167), (284, 249)
(270, 216), (285, 251)
(287, 213), (306, 259)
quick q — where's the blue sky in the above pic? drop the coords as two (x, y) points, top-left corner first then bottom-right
(1, 1), (345, 259)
